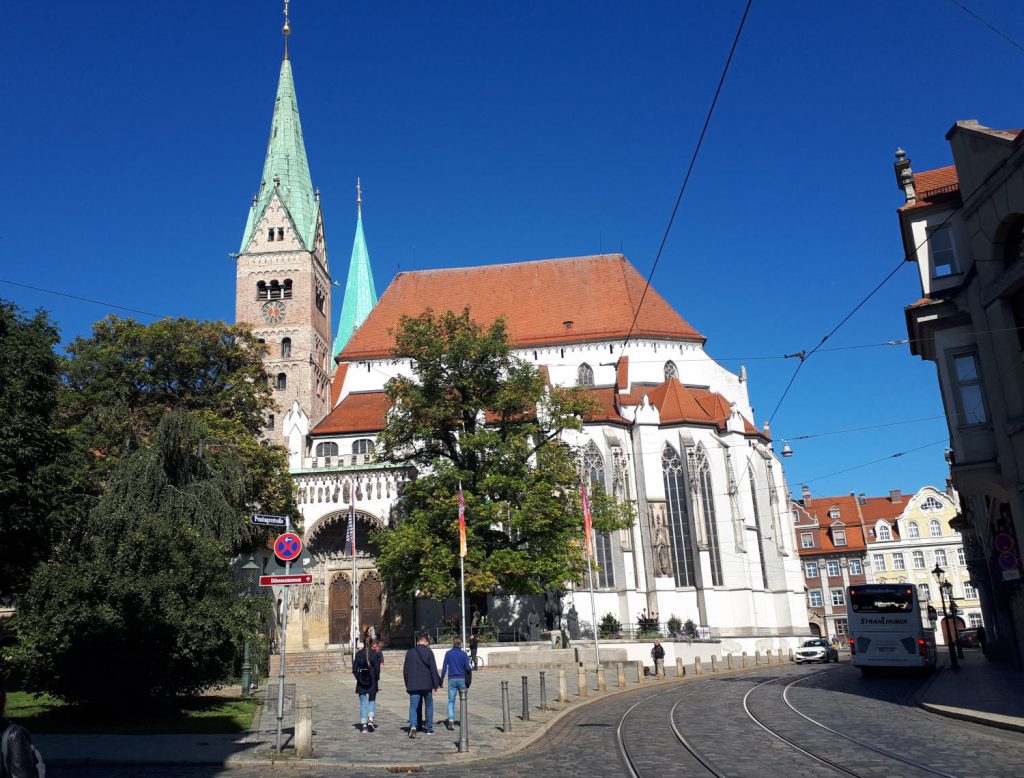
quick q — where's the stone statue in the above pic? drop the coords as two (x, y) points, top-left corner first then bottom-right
(544, 588), (564, 632)
(566, 604), (580, 640)
(527, 609), (542, 641)
(653, 524), (672, 577)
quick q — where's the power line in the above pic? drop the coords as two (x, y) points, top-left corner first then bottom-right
(793, 439), (949, 486)
(785, 414), (947, 441)
(0, 278), (171, 320)
(621, 0), (754, 353)
(948, 0), (1024, 54)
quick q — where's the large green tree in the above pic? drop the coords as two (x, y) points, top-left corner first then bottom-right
(0, 300), (67, 600)
(374, 309), (632, 599)
(12, 412), (269, 704)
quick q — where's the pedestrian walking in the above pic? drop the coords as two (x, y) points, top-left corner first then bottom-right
(977, 625), (988, 657)
(1, 682), (44, 778)
(403, 633), (440, 738)
(440, 637), (472, 731)
(469, 633), (479, 666)
(372, 639), (384, 669)
(352, 640), (381, 733)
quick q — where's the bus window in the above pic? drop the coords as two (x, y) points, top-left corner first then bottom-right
(849, 587), (914, 613)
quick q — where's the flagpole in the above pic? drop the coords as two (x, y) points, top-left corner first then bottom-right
(586, 552), (601, 667)
(460, 555), (467, 649)
(458, 482), (468, 650)
(580, 482), (601, 668)
(350, 480), (358, 651)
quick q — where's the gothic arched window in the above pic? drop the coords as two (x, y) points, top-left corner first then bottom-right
(690, 445), (723, 586)
(281, 337), (292, 358)
(276, 372), (287, 391)
(577, 363), (594, 387)
(581, 442), (614, 587)
(664, 360), (678, 381)
(315, 442), (339, 458)
(662, 445), (695, 587)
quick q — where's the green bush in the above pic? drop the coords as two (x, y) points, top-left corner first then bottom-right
(599, 612), (622, 638)
(684, 618), (698, 639)
(667, 615), (683, 636)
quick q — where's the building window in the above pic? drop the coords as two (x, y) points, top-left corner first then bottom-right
(834, 618), (849, 636)
(792, 509), (800, 523)
(276, 372), (287, 391)
(805, 561), (819, 578)
(829, 506), (840, 520)
(963, 582), (978, 600)
(873, 554), (886, 572)
(934, 549), (948, 567)
(907, 521), (920, 539)
(801, 533), (814, 549)
(267, 228), (275, 242)
(352, 438), (373, 463)
(929, 519), (942, 538)
(664, 360), (678, 381)
(893, 553), (906, 571)
(921, 496), (943, 511)
(830, 588), (845, 606)
(283, 278), (293, 299)
(281, 337), (292, 358)
(849, 558), (863, 575)
(913, 550), (926, 569)
(826, 560), (840, 577)
(277, 227), (284, 241)
(949, 351), (988, 425)
(315, 442), (339, 458)
(808, 589), (823, 608)
(833, 529), (847, 546)
(690, 445), (723, 586)
(918, 583), (931, 602)
(582, 441), (614, 588)
(969, 613), (983, 628)
(267, 413), (274, 429)
(957, 547), (966, 566)
(662, 445), (695, 587)
(577, 363), (594, 387)
(928, 224), (959, 277)
(876, 523), (892, 541)
(257, 281), (269, 300)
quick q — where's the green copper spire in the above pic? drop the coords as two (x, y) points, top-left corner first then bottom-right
(333, 179), (378, 358)
(239, 51), (318, 253)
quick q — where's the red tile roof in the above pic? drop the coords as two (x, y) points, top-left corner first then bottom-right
(329, 362), (349, 408)
(583, 387), (630, 425)
(616, 356), (629, 391)
(313, 391), (390, 434)
(900, 165), (961, 212)
(339, 254), (705, 360)
(795, 493), (908, 556)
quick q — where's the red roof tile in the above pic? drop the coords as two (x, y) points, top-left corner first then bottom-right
(901, 166), (961, 212)
(329, 362), (349, 409)
(340, 255), (705, 360)
(313, 391), (390, 434)
(583, 387), (630, 425)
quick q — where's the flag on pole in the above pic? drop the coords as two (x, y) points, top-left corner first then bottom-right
(458, 481), (467, 558)
(347, 480), (356, 556)
(581, 481), (594, 558)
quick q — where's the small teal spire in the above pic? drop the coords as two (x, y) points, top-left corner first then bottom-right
(332, 178), (378, 359)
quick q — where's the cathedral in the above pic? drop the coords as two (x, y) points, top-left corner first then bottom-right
(235, 13), (808, 653)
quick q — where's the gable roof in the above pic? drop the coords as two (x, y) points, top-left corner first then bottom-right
(313, 391), (390, 435)
(339, 254), (705, 360)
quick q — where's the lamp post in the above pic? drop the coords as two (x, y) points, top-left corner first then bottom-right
(932, 564), (959, 670)
(943, 580), (965, 659)
(241, 555), (261, 696)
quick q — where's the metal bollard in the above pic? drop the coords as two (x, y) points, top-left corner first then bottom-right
(742, 651), (748, 668)
(710, 655), (719, 673)
(240, 639), (252, 697)
(636, 660), (645, 684)
(727, 653), (733, 670)
(295, 693), (313, 758)
(617, 662), (626, 688)
(597, 665), (607, 691)
(539, 671), (547, 710)
(558, 667), (569, 703)
(694, 656), (703, 675)
(458, 688), (469, 752)
(521, 675), (530, 721)
(501, 680), (512, 733)
(676, 656), (685, 677)
(577, 665), (588, 697)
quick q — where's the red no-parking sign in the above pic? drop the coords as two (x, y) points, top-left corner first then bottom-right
(274, 532), (303, 562)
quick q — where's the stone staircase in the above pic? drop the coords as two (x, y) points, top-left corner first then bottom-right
(269, 649), (346, 676)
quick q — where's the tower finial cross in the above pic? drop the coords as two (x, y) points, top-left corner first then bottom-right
(282, 0), (292, 58)
(356, 177), (363, 218)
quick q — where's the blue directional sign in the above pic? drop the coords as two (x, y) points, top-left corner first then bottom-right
(251, 514), (288, 528)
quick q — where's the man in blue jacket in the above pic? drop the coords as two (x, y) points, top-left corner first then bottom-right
(403, 634), (441, 738)
(440, 637), (472, 731)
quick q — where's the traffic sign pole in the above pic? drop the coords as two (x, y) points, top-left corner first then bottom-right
(276, 516), (291, 753)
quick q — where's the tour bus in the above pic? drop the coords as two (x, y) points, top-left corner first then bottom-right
(847, 584), (938, 674)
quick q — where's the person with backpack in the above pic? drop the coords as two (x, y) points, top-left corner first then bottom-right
(402, 633), (440, 738)
(439, 637), (472, 731)
(352, 640), (381, 733)
(1, 682), (43, 777)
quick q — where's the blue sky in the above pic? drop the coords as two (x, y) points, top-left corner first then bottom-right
(4, 1), (1022, 499)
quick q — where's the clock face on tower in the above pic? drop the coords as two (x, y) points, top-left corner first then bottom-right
(261, 300), (287, 324)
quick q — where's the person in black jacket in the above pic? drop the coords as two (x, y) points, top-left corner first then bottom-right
(352, 642), (381, 733)
(651, 639), (666, 674)
(1, 683), (39, 778)
(403, 633), (441, 738)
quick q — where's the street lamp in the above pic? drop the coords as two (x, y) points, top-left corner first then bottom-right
(241, 555), (261, 696)
(932, 564), (959, 670)
(942, 580), (965, 659)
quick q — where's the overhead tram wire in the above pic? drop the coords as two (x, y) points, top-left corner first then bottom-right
(948, 0), (1024, 55)
(619, 0), (754, 356)
(0, 277), (171, 320)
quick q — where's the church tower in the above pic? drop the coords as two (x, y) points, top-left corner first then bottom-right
(332, 179), (378, 361)
(235, 6), (332, 443)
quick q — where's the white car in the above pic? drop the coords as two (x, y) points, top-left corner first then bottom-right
(794, 638), (839, 664)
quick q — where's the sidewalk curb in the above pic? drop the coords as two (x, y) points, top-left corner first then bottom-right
(913, 663), (1024, 735)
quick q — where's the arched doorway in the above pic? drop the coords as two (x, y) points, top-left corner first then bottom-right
(359, 571), (383, 640)
(329, 576), (352, 645)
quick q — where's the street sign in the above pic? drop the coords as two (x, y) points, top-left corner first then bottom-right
(999, 551), (1019, 571)
(251, 513), (288, 528)
(259, 574), (313, 586)
(274, 532), (303, 562)
(994, 533), (1015, 553)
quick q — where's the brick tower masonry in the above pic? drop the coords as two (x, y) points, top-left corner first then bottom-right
(234, 40), (332, 447)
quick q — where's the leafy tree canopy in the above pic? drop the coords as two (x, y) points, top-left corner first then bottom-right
(11, 412), (269, 704)
(373, 309), (632, 599)
(0, 300), (66, 599)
